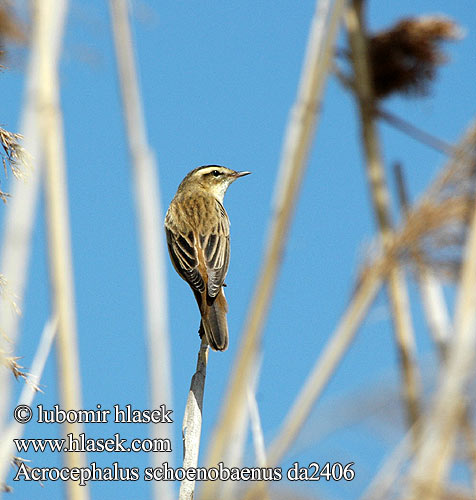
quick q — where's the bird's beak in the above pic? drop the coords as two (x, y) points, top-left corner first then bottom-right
(233, 171), (251, 178)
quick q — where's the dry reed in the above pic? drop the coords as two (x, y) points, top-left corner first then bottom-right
(108, 3), (173, 499)
(393, 163), (452, 351)
(369, 16), (461, 99)
(360, 120), (476, 499)
(345, 0), (422, 437)
(242, 259), (385, 500)
(0, 0), (63, 455)
(395, 162), (476, 487)
(404, 140), (476, 498)
(179, 339), (208, 500)
(0, 318), (57, 492)
(36, 1), (88, 499)
(222, 358), (265, 500)
(333, 67), (454, 156)
(0, 1), (25, 60)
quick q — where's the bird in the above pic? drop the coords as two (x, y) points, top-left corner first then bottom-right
(164, 165), (251, 351)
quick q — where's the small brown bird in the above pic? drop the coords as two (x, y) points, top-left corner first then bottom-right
(164, 165), (251, 351)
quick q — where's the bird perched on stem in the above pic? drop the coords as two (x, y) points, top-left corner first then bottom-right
(164, 165), (251, 351)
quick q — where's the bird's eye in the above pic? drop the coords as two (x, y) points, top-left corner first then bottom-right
(212, 170), (221, 177)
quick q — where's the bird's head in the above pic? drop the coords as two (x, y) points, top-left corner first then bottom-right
(179, 165), (251, 202)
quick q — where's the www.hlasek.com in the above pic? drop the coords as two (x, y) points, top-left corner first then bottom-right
(12, 404), (355, 485)
(14, 432), (172, 453)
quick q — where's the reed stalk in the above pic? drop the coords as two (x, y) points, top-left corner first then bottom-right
(37, 1), (88, 498)
(406, 194), (476, 498)
(393, 163), (452, 353)
(333, 67), (454, 157)
(345, 0), (422, 435)
(253, 116), (475, 497)
(378, 109), (453, 156)
(222, 357), (262, 500)
(204, 2), (346, 497)
(0, 0), (66, 440)
(108, 3), (173, 499)
(362, 121), (476, 499)
(0, 318), (57, 493)
(179, 339), (208, 500)
(361, 423), (415, 500)
(242, 260), (384, 500)
(395, 153), (476, 494)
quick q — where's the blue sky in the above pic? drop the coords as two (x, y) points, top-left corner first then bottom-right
(1, 1), (476, 499)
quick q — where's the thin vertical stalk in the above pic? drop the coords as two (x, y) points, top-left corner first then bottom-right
(247, 366), (266, 468)
(108, 3), (173, 500)
(37, 1), (88, 499)
(179, 339), (208, 500)
(0, 319), (57, 493)
(393, 163), (452, 350)
(222, 357), (261, 500)
(0, 0), (66, 439)
(345, 0), (422, 435)
(247, 390), (266, 464)
(204, 2), (346, 496)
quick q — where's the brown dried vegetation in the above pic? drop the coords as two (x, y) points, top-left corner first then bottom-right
(369, 16), (461, 98)
(0, 1), (26, 61)
(0, 128), (28, 202)
(397, 124), (476, 279)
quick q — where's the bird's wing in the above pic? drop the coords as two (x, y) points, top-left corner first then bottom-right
(165, 226), (205, 293)
(200, 201), (230, 298)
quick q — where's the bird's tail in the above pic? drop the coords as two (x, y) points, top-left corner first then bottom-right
(200, 291), (229, 351)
